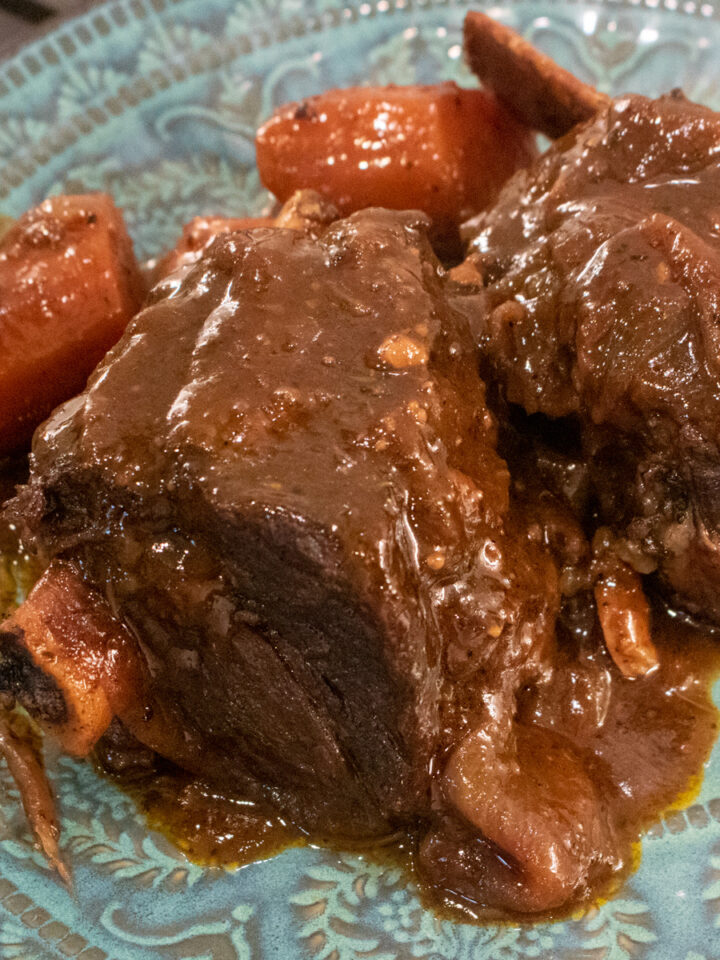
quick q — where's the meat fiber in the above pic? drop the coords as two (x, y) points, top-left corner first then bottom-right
(3, 187), (715, 918)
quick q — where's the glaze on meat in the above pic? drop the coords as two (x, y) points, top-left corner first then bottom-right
(6, 206), (571, 908)
(464, 92), (720, 623)
(1, 53), (720, 918)
(4, 196), (717, 918)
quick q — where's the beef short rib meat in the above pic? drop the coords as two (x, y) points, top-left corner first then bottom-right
(13, 208), (558, 846)
(5, 188), (715, 918)
(463, 93), (720, 621)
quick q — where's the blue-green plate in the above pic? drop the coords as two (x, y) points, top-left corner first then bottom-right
(0, 1), (719, 957)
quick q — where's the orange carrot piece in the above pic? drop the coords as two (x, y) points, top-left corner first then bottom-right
(255, 83), (537, 234)
(0, 194), (144, 454)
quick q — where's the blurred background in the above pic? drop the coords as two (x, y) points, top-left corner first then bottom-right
(0, 0), (96, 58)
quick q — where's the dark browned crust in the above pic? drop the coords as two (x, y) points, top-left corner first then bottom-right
(0, 628), (67, 725)
(463, 11), (608, 138)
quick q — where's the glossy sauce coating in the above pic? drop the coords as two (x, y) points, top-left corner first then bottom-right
(462, 94), (720, 622)
(102, 603), (719, 923)
(7, 202), (720, 920)
(4, 477), (714, 922)
(18, 208), (556, 853)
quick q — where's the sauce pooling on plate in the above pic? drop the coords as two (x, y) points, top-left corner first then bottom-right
(94, 600), (719, 923)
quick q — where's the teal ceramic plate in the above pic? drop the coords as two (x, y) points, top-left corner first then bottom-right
(0, 1), (720, 957)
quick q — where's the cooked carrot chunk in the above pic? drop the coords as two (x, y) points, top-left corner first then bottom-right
(0, 194), (144, 454)
(256, 83), (537, 235)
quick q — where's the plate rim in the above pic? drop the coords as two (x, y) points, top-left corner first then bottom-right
(1, 0), (720, 200)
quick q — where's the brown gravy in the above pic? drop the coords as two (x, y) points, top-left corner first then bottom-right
(103, 604), (720, 923)
(3, 200), (720, 920)
(1, 429), (718, 921)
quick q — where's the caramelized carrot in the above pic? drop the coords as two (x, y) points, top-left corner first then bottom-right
(0, 194), (144, 454)
(256, 83), (537, 237)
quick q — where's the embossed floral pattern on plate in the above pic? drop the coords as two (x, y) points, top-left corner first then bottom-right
(0, 1), (719, 957)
